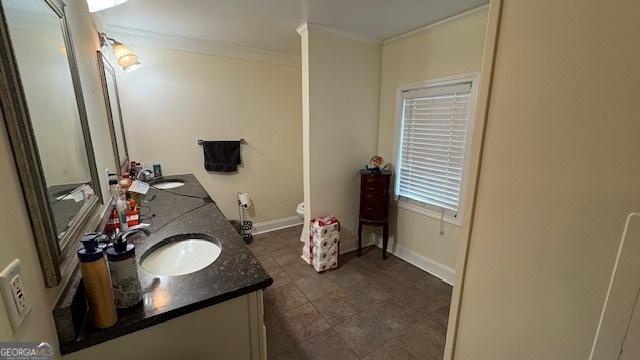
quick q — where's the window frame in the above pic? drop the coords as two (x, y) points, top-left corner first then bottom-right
(393, 74), (479, 227)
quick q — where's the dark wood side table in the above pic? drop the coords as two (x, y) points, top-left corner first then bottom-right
(357, 169), (392, 259)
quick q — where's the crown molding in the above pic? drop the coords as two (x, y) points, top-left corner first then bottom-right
(296, 23), (308, 36)
(94, 13), (300, 67)
(298, 22), (381, 45)
(384, 3), (490, 45)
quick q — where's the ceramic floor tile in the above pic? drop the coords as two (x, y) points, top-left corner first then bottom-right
(269, 268), (293, 289)
(369, 297), (414, 335)
(294, 276), (340, 301)
(397, 323), (446, 360)
(354, 246), (402, 270)
(362, 339), (420, 360)
(266, 320), (295, 357)
(269, 248), (302, 266)
(258, 227), (451, 360)
(247, 241), (275, 256)
(280, 258), (321, 282)
(255, 254), (280, 272)
(279, 303), (331, 343)
(415, 275), (453, 300)
(386, 261), (430, 283)
(393, 284), (446, 316)
(295, 329), (358, 360)
(264, 301), (280, 327)
(339, 251), (383, 275)
(369, 270), (414, 295)
(261, 237), (294, 253)
(270, 348), (302, 360)
(322, 262), (367, 288)
(267, 282), (309, 315)
(309, 288), (358, 326)
(415, 304), (450, 336)
(333, 312), (397, 358)
(339, 279), (391, 313)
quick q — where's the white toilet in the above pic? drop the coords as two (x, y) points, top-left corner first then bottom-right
(296, 202), (305, 219)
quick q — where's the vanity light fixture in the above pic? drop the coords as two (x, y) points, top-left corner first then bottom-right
(87, 0), (129, 13)
(99, 33), (141, 72)
(111, 41), (141, 71)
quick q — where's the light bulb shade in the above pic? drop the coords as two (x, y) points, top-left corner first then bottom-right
(123, 62), (141, 72)
(87, 0), (128, 13)
(118, 53), (139, 67)
(112, 42), (139, 67)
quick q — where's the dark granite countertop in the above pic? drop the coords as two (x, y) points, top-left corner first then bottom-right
(59, 174), (272, 354)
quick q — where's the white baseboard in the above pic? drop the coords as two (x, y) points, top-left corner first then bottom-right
(375, 237), (456, 285)
(252, 216), (303, 235)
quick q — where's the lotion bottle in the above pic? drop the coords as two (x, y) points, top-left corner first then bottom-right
(106, 234), (142, 308)
(78, 233), (117, 329)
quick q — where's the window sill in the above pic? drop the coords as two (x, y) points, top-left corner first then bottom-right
(393, 198), (463, 227)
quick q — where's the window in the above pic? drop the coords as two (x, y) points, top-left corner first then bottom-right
(396, 80), (474, 223)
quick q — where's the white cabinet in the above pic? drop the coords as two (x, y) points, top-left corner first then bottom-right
(63, 290), (266, 360)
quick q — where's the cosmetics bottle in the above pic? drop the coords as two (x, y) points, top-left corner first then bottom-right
(126, 199), (140, 227)
(78, 233), (117, 329)
(116, 186), (129, 232)
(106, 234), (142, 308)
(108, 175), (119, 205)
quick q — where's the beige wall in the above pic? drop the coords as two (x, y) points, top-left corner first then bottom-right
(0, 0), (116, 356)
(116, 45), (303, 224)
(300, 25), (381, 250)
(378, 8), (488, 272)
(621, 299), (640, 359)
(453, 0), (640, 359)
(0, 117), (59, 350)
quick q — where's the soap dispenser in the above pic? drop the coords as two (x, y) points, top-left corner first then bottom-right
(106, 234), (142, 308)
(78, 233), (117, 329)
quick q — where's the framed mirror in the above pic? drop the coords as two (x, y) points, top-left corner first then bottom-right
(0, 0), (102, 287)
(97, 51), (129, 174)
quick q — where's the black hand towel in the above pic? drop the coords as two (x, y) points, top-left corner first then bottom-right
(201, 141), (241, 172)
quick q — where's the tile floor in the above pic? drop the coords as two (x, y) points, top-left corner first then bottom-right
(248, 226), (453, 360)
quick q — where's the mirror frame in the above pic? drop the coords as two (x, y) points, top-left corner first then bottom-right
(97, 50), (129, 174)
(0, 0), (103, 287)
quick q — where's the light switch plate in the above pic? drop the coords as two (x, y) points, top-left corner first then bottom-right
(0, 259), (32, 332)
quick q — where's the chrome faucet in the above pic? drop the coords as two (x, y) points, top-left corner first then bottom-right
(117, 225), (151, 243)
(136, 168), (154, 182)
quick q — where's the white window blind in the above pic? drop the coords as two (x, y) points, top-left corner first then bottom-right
(397, 82), (472, 217)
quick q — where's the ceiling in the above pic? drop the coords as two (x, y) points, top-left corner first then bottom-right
(97, 0), (488, 63)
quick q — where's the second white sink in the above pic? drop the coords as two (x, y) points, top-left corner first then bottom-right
(153, 181), (184, 189)
(141, 237), (221, 276)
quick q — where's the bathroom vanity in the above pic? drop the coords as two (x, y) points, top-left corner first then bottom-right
(55, 174), (272, 359)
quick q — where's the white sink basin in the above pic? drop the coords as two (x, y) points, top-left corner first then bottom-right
(153, 181), (184, 189)
(141, 236), (221, 276)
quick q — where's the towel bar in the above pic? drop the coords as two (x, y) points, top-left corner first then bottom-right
(197, 139), (246, 145)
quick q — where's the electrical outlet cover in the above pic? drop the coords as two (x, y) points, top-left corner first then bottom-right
(0, 259), (32, 332)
